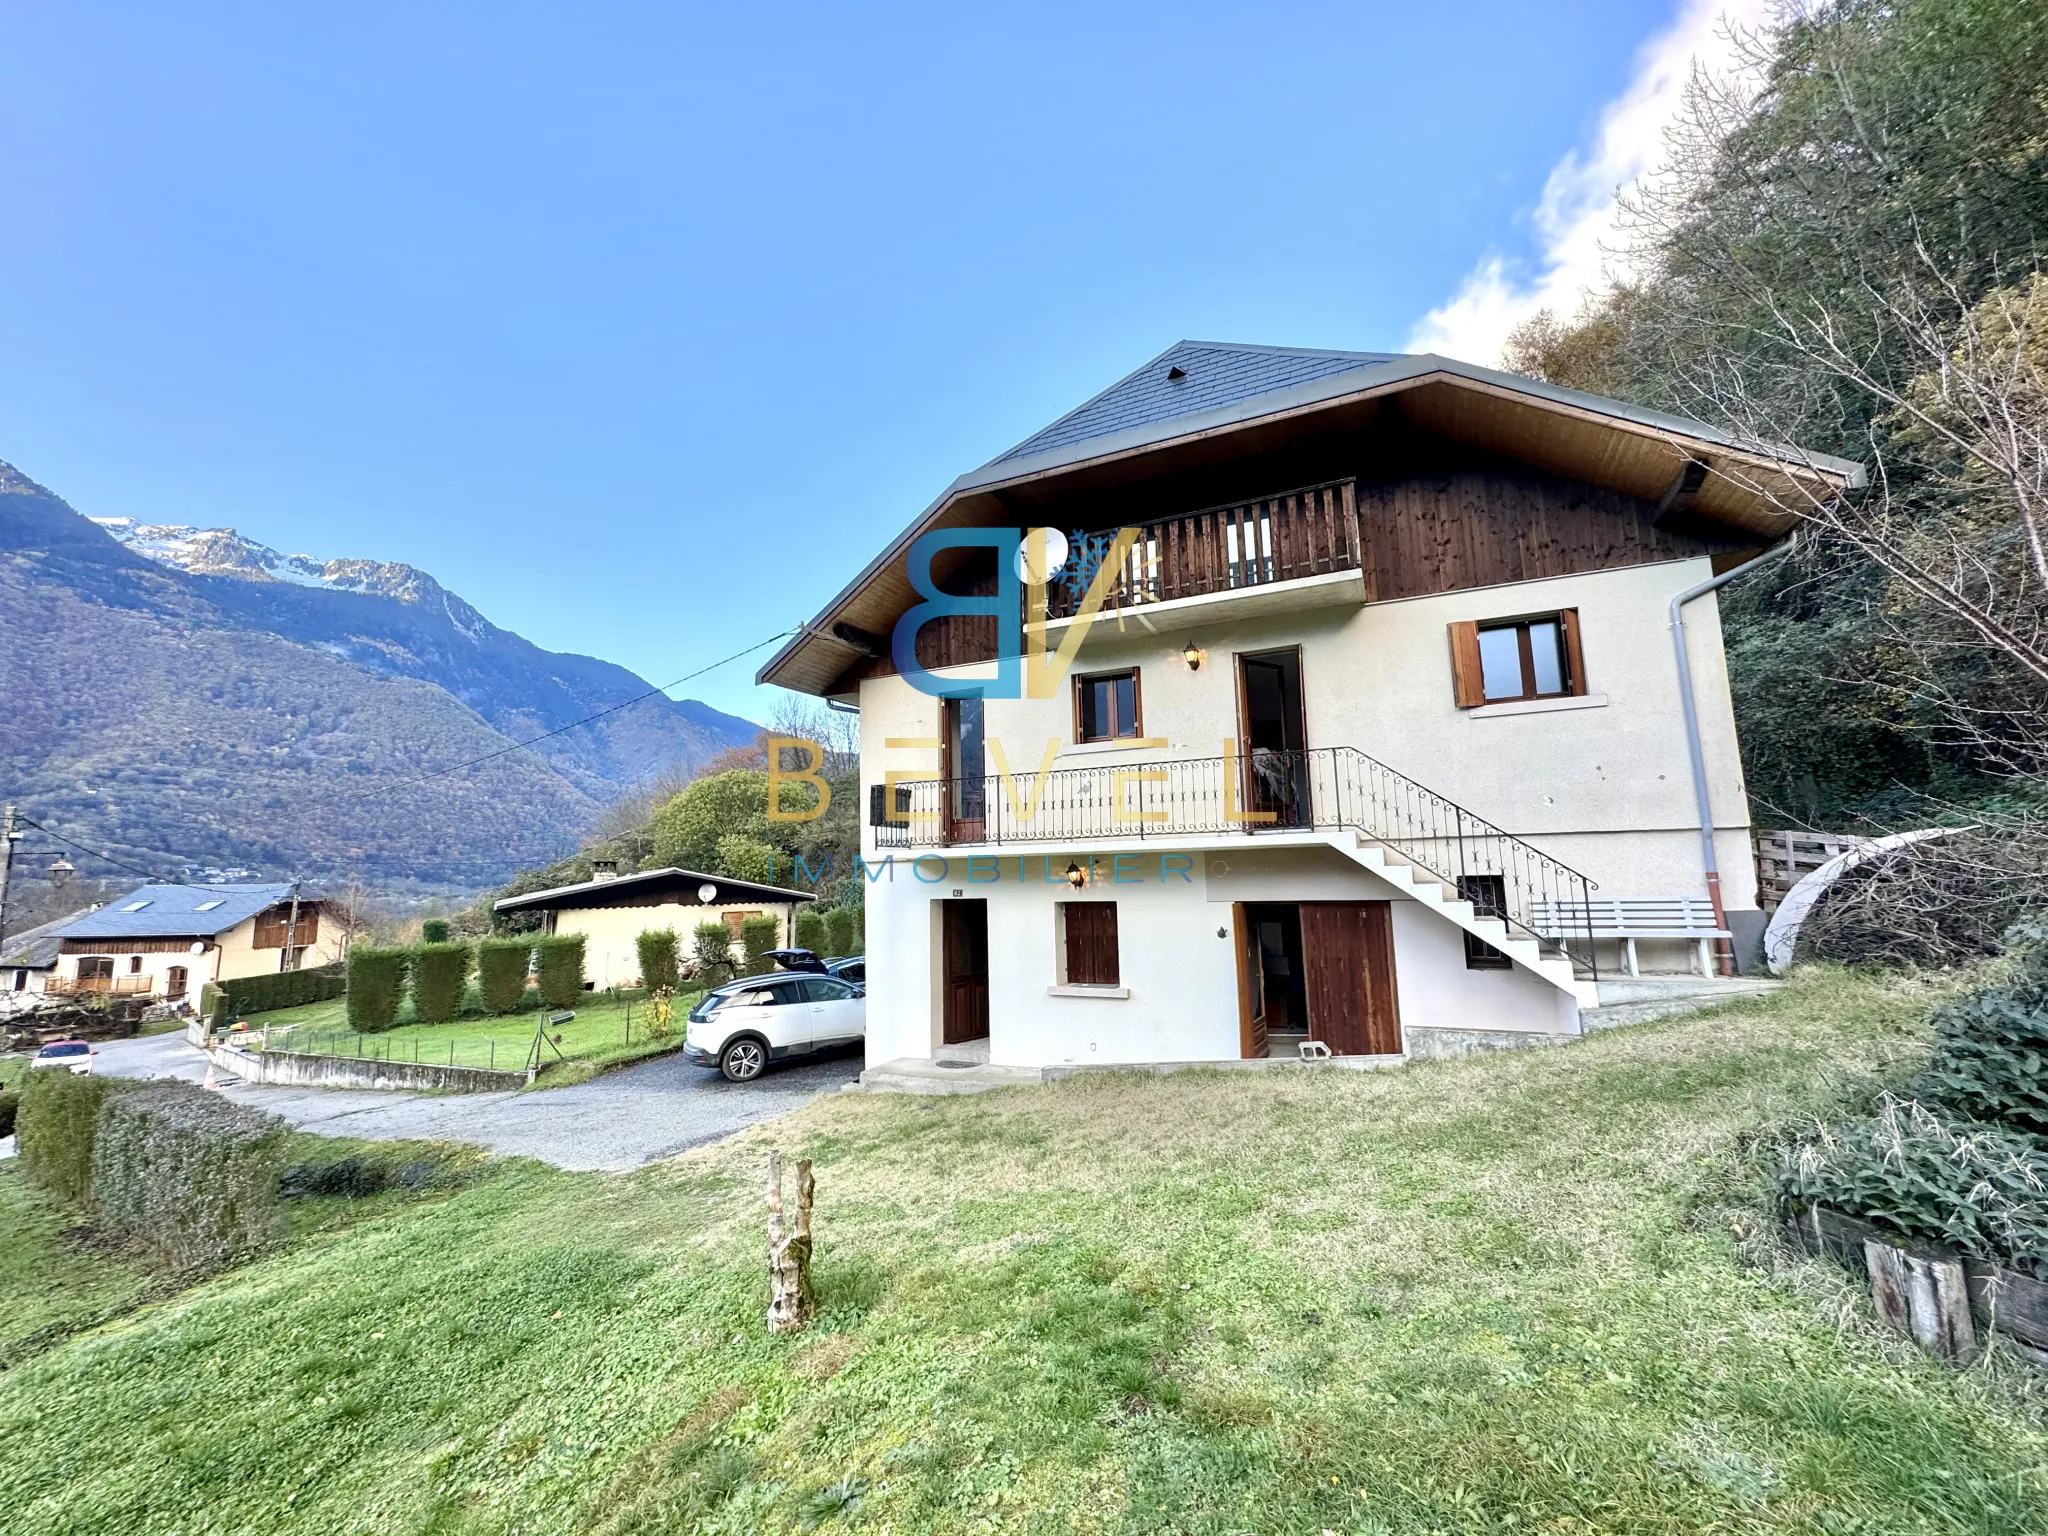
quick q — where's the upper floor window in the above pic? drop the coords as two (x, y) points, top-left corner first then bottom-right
(1075, 669), (1142, 742)
(1448, 612), (1585, 707)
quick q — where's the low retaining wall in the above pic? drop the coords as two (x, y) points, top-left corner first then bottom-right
(210, 1042), (526, 1094)
(1402, 1025), (1580, 1058)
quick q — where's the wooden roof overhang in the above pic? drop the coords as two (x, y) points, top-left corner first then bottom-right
(761, 365), (1863, 698)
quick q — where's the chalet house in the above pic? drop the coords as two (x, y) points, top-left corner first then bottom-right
(493, 866), (814, 989)
(45, 883), (340, 1007)
(1, 913), (76, 1005)
(758, 342), (1860, 1073)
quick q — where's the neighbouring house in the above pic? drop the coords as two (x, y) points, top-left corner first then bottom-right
(757, 341), (1861, 1073)
(44, 883), (340, 1009)
(492, 866), (814, 989)
(1, 912), (82, 1005)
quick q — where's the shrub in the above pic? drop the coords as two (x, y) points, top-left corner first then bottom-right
(421, 918), (451, 944)
(738, 914), (779, 975)
(16, 1071), (139, 1204)
(636, 929), (680, 992)
(346, 945), (408, 1032)
(1912, 942), (2048, 1134)
(91, 1082), (290, 1269)
(199, 963), (348, 1024)
(794, 907), (828, 954)
(823, 905), (858, 958)
(1778, 1095), (2048, 1277)
(691, 922), (735, 990)
(0, 1089), (17, 1140)
(410, 942), (472, 1023)
(535, 934), (586, 1008)
(478, 938), (532, 1014)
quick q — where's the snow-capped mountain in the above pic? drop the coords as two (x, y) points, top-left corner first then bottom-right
(90, 518), (493, 638)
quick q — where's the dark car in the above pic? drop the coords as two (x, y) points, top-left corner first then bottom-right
(825, 957), (865, 986)
(761, 948), (828, 974)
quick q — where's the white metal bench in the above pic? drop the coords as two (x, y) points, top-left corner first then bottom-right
(1529, 897), (1730, 977)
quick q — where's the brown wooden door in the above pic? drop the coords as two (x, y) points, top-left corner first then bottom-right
(1233, 902), (1268, 1059)
(1235, 648), (1310, 828)
(1300, 901), (1401, 1055)
(941, 898), (989, 1043)
(940, 698), (986, 845)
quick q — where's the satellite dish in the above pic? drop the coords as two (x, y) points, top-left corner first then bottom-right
(1013, 528), (1069, 584)
(189, 942), (205, 954)
(697, 883), (719, 903)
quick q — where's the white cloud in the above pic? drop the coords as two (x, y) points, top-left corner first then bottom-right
(1407, 0), (1776, 364)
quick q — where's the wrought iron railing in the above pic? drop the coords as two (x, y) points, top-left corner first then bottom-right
(874, 745), (1597, 970)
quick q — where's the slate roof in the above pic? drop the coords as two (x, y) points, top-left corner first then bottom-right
(493, 867), (814, 914)
(0, 911), (88, 970)
(991, 340), (1402, 466)
(55, 883), (297, 941)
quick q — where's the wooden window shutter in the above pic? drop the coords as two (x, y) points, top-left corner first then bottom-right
(1560, 608), (1587, 696)
(1447, 621), (1485, 708)
(1063, 903), (1120, 986)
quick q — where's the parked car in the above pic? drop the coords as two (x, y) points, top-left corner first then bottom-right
(825, 957), (865, 986)
(760, 948), (828, 974)
(684, 973), (864, 1082)
(30, 1039), (95, 1075)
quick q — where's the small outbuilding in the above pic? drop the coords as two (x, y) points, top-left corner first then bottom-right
(492, 866), (814, 990)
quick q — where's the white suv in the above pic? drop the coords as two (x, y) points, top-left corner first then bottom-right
(683, 973), (865, 1082)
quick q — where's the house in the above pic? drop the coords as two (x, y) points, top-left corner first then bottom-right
(44, 883), (341, 1007)
(1, 912), (81, 1006)
(492, 866), (814, 989)
(757, 342), (1861, 1073)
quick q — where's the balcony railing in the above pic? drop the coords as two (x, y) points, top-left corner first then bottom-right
(1041, 479), (1361, 622)
(874, 744), (1598, 968)
(48, 975), (154, 997)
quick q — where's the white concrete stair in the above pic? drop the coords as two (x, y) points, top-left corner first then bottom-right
(1341, 835), (1600, 1008)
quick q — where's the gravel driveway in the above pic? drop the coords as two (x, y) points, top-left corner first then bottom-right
(88, 1032), (864, 1172)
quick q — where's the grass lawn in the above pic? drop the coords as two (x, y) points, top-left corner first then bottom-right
(0, 1163), (161, 1370)
(239, 987), (705, 1084)
(3, 969), (2046, 1534)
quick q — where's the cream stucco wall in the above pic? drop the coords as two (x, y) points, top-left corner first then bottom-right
(55, 908), (343, 1004)
(853, 556), (1752, 1065)
(552, 901), (798, 990)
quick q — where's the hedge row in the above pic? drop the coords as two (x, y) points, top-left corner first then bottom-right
(412, 943), (471, 1023)
(91, 1082), (290, 1268)
(535, 935), (585, 1008)
(16, 1071), (142, 1205)
(201, 962), (348, 1027)
(347, 945), (410, 1032)
(478, 938), (532, 1013)
(636, 929), (679, 993)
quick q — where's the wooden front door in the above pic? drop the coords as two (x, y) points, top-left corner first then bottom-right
(941, 898), (990, 1044)
(1299, 901), (1401, 1056)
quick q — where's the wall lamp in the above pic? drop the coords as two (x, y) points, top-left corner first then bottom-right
(1065, 859), (1088, 890)
(1181, 639), (1205, 671)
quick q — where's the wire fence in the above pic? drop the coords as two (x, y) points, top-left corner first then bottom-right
(248, 1002), (692, 1074)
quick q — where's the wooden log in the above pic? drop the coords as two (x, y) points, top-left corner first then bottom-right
(1865, 1237), (1977, 1364)
(766, 1150), (816, 1335)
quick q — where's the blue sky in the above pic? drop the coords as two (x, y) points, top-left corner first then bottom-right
(0, 1), (1706, 723)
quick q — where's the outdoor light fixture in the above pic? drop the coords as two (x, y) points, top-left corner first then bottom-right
(46, 855), (74, 885)
(1181, 639), (1204, 671)
(1065, 860), (1086, 890)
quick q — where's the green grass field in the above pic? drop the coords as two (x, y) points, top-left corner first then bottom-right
(237, 987), (705, 1083)
(3, 969), (2045, 1533)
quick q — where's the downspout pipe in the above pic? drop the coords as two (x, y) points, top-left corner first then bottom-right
(1669, 538), (1794, 976)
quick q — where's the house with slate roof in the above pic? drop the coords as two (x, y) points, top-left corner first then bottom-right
(45, 883), (339, 1008)
(759, 341), (1862, 1076)
(2, 912), (85, 1006)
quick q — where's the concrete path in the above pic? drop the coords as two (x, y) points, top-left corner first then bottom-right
(88, 1033), (863, 1173)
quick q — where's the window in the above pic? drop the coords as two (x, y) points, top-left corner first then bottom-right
(1457, 875), (1512, 970)
(77, 957), (114, 980)
(721, 909), (763, 937)
(1447, 612), (1584, 707)
(123, 900), (152, 912)
(128, 955), (144, 974)
(1074, 669), (1142, 742)
(195, 899), (224, 912)
(1060, 902), (1120, 986)
(801, 977), (855, 1001)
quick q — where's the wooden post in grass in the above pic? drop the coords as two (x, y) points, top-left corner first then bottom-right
(766, 1151), (816, 1334)
(1865, 1238), (1977, 1363)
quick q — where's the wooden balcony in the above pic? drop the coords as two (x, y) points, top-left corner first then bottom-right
(48, 975), (155, 998)
(1039, 478), (1361, 626)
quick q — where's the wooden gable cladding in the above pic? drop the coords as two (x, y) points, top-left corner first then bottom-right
(251, 905), (320, 949)
(1357, 466), (1753, 603)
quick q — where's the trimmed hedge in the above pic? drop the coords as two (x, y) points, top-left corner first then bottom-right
(738, 915), (779, 976)
(91, 1082), (290, 1268)
(478, 938), (532, 1015)
(200, 962), (347, 1026)
(823, 905), (858, 958)
(347, 946), (409, 1033)
(421, 918), (451, 945)
(794, 907), (828, 955)
(535, 934), (586, 1008)
(412, 942), (472, 1023)
(0, 1089), (17, 1140)
(16, 1070), (139, 1204)
(636, 929), (679, 993)
(691, 922), (734, 990)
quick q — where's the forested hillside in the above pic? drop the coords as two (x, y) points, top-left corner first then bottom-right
(1500, 0), (2048, 829)
(0, 461), (759, 893)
